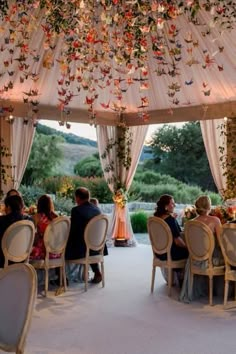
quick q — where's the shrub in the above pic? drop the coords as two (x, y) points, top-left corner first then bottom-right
(19, 185), (45, 207)
(40, 176), (112, 203)
(206, 192), (222, 206)
(54, 197), (74, 216)
(130, 210), (149, 233)
(74, 156), (103, 177)
(41, 176), (74, 196)
(134, 170), (181, 186)
(89, 178), (113, 203)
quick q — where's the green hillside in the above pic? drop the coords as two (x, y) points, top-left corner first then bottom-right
(37, 123), (152, 175)
(36, 123), (97, 147)
(55, 143), (98, 175)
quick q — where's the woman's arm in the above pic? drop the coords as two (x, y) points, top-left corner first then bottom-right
(174, 236), (187, 248)
(166, 216), (187, 248)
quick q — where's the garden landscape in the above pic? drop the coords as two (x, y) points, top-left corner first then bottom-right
(20, 121), (222, 235)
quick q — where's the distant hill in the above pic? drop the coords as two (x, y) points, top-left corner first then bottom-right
(38, 123), (153, 175)
(36, 123), (97, 147)
(55, 143), (98, 175)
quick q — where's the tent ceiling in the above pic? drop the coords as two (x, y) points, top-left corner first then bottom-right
(0, 1), (236, 126)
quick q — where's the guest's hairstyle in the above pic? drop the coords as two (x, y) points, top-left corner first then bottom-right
(6, 189), (20, 197)
(75, 187), (90, 201)
(90, 198), (99, 206)
(195, 195), (211, 215)
(37, 194), (55, 220)
(154, 194), (173, 217)
(4, 195), (24, 213)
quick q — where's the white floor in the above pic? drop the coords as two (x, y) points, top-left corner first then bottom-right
(5, 245), (236, 354)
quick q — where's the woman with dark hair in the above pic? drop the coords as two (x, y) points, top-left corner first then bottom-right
(6, 189), (21, 198)
(154, 194), (188, 261)
(30, 194), (58, 260)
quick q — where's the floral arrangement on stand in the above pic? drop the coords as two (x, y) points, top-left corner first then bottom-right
(112, 188), (128, 209)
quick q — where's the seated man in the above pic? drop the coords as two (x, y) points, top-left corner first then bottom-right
(0, 195), (33, 267)
(65, 187), (103, 283)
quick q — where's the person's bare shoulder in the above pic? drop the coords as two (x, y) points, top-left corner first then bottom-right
(210, 215), (221, 226)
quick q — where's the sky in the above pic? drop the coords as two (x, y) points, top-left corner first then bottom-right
(40, 119), (168, 143)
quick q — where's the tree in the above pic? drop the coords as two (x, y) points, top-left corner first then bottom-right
(74, 154), (103, 177)
(22, 133), (64, 185)
(149, 122), (216, 191)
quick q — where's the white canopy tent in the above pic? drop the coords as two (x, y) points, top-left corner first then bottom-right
(0, 1), (235, 244)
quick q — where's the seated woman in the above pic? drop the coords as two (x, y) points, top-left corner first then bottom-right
(6, 189), (21, 197)
(154, 194), (188, 261)
(180, 195), (224, 303)
(30, 194), (59, 260)
(0, 195), (33, 267)
(194, 195), (223, 264)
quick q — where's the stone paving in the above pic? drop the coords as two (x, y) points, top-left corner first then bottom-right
(135, 233), (150, 245)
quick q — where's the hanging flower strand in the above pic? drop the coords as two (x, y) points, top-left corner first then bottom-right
(0, 0), (235, 123)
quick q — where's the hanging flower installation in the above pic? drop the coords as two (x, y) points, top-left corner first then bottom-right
(0, 1), (235, 124)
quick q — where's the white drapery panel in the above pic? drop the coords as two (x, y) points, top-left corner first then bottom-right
(96, 125), (148, 246)
(200, 119), (226, 196)
(11, 118), (35, 189)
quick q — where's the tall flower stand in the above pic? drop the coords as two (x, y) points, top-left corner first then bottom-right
(113, 202), (129, 247)
(114, 218), (127, 247)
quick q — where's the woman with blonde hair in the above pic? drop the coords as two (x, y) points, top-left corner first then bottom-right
(194, 195), (221, 239)
(180, 195), (224, 303)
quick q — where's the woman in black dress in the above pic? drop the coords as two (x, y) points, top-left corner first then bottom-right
(154, 194), (188, 261)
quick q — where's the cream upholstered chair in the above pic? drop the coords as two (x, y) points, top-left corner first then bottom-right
(147, 216), (186, 296)
(0, 263), (37, 354)
(218, 223), (236, 307)
(30, 216), (70, 296)
(1, 220), (35, 268)
(184, 220), (225, 306)
(67, 214), (109, 291)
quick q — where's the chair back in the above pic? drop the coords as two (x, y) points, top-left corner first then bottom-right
(0, 263), (37, 353)
(147, 217), (172, 257)
(44, 216), (71, 257)
(84, 214), (109, 253)
(184, 220), (215, 262)
(219, 223), (236, 268)
(1, 220), (35, 267)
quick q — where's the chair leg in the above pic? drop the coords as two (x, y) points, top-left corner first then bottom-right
(151, 266), (156, 293)
(63, 263), (67, 291)
(101, 262), (105, 288)
(224, 280), (229, 308)
(59, 266), (63, 287)
(209, 277), (213, 306)
(234, 281), (236, 302)
(84, 264), (88, 292)
(45, 268), (49, 297)
(168, 268), (172, 297)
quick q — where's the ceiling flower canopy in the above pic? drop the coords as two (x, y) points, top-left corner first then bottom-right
(0, 0), (235, 126)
